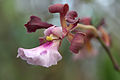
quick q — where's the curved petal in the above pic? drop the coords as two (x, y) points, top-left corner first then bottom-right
(44, 26), (55, 36)
(48, 4), (69, 16)
(65, 11), (79, 24)
(49, 4), (69, 36)
(24, 16), (53, 33)
(44, 26), (63, 38)
(51, 27), (63, 38)
(70, 32), (86, 54)
(17, 40), (62, 67)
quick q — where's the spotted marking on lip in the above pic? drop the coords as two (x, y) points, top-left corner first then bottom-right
(40, 50), (47, 55)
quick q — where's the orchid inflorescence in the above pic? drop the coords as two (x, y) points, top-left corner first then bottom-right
(17, 3), (120, 71)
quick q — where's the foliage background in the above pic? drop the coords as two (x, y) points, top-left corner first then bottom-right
(0, 0), (120, 80)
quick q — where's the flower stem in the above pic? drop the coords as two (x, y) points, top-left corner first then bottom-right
(97, 36), (120, 71)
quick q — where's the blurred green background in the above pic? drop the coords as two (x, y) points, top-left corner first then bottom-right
(0, 0), (120, 80)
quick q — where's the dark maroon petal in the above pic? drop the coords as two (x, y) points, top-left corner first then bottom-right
(24, 16), (53, 33)
(65, 11), (79, 24)
(70, 32), (86, 54)
(48, 4), (69, 16)
(79, 17), (91, 25)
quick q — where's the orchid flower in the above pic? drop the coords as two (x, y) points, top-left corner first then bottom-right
(17, 16), (63, 67)
(17, 3), (120, 71)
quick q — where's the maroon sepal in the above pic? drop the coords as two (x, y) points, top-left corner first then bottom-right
(70, 32), (86, 54)
(48, 4), (69, 16)
(24, 16), (53, 33)
(65, 11), (79, 24)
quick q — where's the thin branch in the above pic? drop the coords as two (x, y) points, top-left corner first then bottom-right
(97, 36), (120, 71)
(76, 23), (120, 71)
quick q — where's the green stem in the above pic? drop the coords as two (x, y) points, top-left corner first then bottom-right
(97, 36), (120, 71)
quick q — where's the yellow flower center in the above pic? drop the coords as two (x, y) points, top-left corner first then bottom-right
(46, 34), (59, 41)
(46, 36), (53, 41)
(46, 34), (53, 41)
